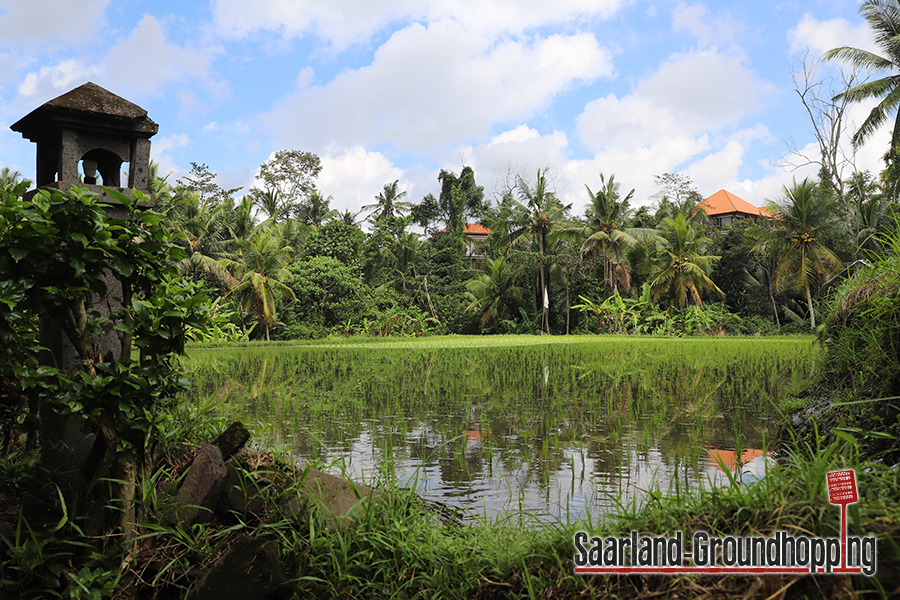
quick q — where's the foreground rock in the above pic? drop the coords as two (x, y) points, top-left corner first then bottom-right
(280, 467), (387, 530)
(168, 443), (227, 527)
(187, 535), (288, 600)
(147, 422), (395, 598)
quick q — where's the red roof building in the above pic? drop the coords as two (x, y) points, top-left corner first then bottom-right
(697, 190), (770, 227)
(439, 223), (493, 267)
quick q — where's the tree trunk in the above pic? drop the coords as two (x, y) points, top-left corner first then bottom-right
(806, 286), (816, 330)
(539, 235), (549, 334)
(770, 285), (781, 329)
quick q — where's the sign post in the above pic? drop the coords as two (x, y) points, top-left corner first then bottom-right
(826, 469), (859, 571)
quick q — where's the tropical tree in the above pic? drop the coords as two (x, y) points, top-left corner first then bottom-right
(756, 178), (843, 329)
(378, 231), (423, 293)
(846, 171), (891, 254)
(581, 173), (657, 295)
(155, 188), (236, 286)
(176, 162), (242, 206)
(494, 169), (570, 333)
(336, 209), (362, 227)
(649, 212), (724, 308)
(0, 167), (29, 194)
(365, 180), (411, 222)
(256, 149), (322, 219)
(650, 173), (707, 226)
(219, 231), (296, 340)
(250, 186), (282, 224)
(826, 1), (900, 160)
(297, 190), (338, 227)
(465, 256), (526, 327)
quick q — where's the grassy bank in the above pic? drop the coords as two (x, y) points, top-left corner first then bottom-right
(101, 400), (900, 599)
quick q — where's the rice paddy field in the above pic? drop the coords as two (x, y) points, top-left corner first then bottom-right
(181, 335), (818, 523)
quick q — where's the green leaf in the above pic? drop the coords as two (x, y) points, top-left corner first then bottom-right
(71, 232), (89, 247)
(8, 247), (29, 261)
(834, 429), (858, 446)
(101, 186), (132, 207)
(111, 256), (134, 278)
(140, 211), (164, 226)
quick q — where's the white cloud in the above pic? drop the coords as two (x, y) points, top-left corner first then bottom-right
(7, 15), (218, 118)
(579, 49), (774, 152)
(316, 145), (406, 214)
(672, 3), (743, 47)
(0, 0), (111, 46)
(488, 125), (542, 146)
(684, 139), (747, 195)
(683, 125), (773, 197)
(473, 126), (570, 190)
(150, 133), (191, 184)
(789, 14), (874, 56)
(561, 135), (713, 212)
(264, 20), (612, 154)
(102, 15), (216, 98)
(14, 59), (103, 112)
(574, 46), (777, 205)
(213, 0), (623, 48)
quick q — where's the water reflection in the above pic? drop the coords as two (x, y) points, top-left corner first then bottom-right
(185, 339), (815, 522)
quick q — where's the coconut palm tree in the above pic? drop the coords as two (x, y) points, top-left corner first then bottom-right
(378, 231), (422, 293)
(155, 189), (236, 286)
(297, 190), (338, 227)
(758, 178), (843, 329)
(649, 212), (724, 308)
(826, 0), (900, 155)
(219, 231), (296, 340)
(364, 180), (411, 222)
(337, 209), (361, 227)
(581, 173), (658, 295)
(465, 256), (526, 327)
(251, 186), (282, 224)
(0, 167), (29, 193)
(494, 169), (570, 333)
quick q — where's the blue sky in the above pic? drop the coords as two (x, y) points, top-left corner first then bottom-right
(0, 0), (888, 218)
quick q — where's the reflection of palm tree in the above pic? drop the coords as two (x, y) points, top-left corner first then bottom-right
(465, 256), (526, 327)
(365, 180), (410, 222)
(761, 178), (842, 329)
(649, 213), (724, 308)
(219, 232), (296, 340)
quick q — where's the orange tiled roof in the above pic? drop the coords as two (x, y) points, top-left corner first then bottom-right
(463, 223), (492, 235)
(442, 223), (493, 234)
(698, 190), (770, 218)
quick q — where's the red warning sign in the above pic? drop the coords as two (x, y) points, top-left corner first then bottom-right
(826, 469), (858, 505)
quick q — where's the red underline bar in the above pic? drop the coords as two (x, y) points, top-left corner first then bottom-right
(574, 567), (856, 575)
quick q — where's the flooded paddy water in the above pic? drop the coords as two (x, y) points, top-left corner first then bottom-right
(183, 336), (817, 523)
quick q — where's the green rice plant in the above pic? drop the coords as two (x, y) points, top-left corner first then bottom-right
(181, 336), (818, 523)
